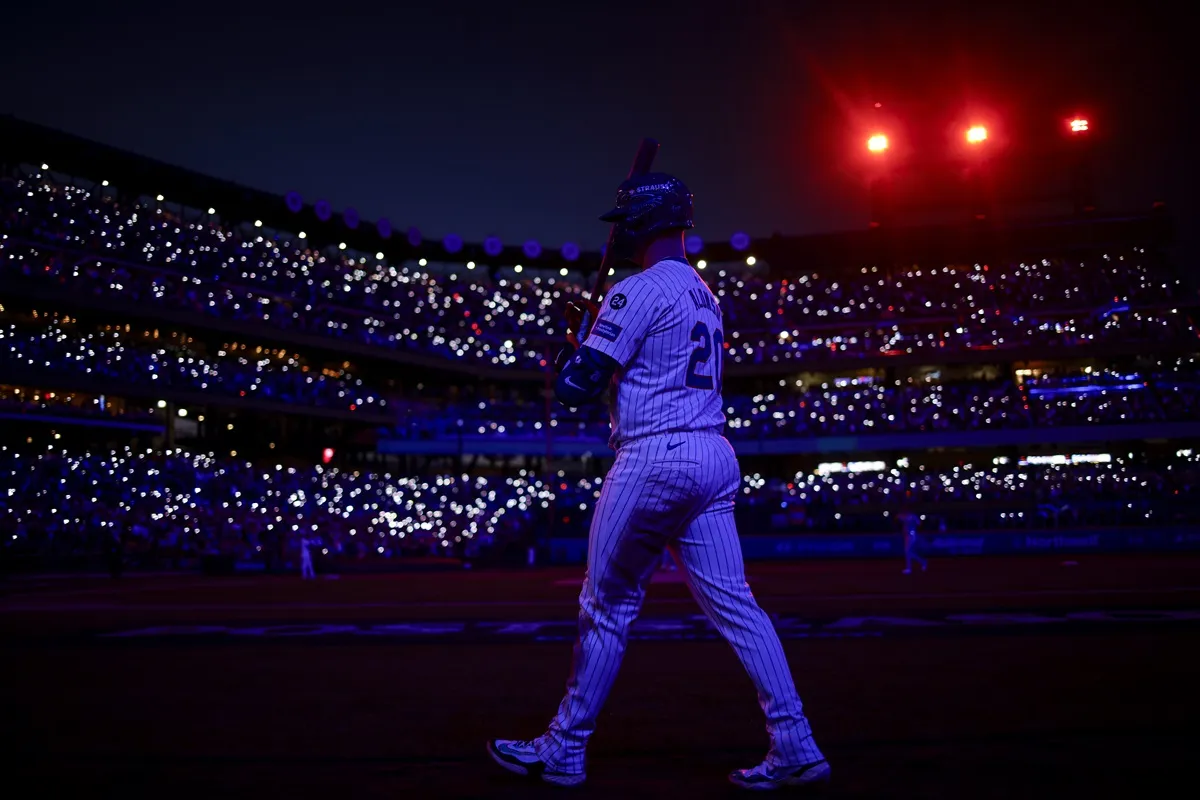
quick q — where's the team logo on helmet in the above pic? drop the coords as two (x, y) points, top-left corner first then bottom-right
(599, 173), (695, 262)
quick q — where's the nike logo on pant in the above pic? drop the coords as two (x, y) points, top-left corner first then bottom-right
(666, 442), (683, 451)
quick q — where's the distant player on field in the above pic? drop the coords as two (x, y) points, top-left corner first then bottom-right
(488, 174), (829, 791)
(299, 533), (316, 580)
(898, 509), (927, 574)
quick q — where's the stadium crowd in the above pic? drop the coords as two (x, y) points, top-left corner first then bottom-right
(0, 316), (384, 413)
(0, 385), (160, 423)
(391, 368), (1199, 440)
(4, 307), (1195, 434)
(0, 446), (539, 567)
(3, 172), (1195, 372)
(736, 453), (1200, 533)
(2, 446), (1196, 569)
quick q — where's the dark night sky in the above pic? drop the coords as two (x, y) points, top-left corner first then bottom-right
(0, 0), (1188, 250)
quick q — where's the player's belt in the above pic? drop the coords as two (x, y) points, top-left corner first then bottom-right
(612, 426), (725, 451)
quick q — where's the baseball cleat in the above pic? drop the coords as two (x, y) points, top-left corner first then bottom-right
(487, 739), (586, 787)
(729, 759), (831, 791)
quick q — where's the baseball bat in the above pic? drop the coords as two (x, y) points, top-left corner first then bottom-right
(589, 137), (660, 303)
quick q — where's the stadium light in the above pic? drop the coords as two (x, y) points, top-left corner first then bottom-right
(867, 134), (889, 153)
(1070, 118), (1089, 133)
(322, 447), (335, 464)
(966, 126), (988, 144)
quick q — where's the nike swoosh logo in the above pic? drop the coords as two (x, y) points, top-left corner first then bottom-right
(563, 376), (584, 390)
(666, 442), (683, 451)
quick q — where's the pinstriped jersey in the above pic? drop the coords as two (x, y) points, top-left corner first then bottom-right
(582, 257), (726, 449)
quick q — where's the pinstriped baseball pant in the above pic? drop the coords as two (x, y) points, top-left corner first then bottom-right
(534, 431), (823, 774)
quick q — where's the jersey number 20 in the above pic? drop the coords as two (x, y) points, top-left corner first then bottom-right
(685, 321), (723, 392)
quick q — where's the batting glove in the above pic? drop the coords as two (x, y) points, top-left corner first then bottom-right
(564, 299), (599, 349)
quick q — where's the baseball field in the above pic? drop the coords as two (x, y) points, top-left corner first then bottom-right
(5, 553), (1197, 798)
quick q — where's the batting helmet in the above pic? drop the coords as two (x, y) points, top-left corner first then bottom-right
(599, 173), (694, 261)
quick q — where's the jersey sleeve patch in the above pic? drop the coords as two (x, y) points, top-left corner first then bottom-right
(591, 319), (623, 342)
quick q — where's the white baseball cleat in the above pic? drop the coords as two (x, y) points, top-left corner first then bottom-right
(487, 739), (586, 787)
(729, 759), (831, 791)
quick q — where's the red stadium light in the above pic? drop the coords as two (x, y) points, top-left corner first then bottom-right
(965, 125), (988, 144)
(322, 447), (335, 464)
(866, 133), (889, 153)
(1070, 117), (1089, 133)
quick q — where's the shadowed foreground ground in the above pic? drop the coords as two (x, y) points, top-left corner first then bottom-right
(4, 555), (1198, 798)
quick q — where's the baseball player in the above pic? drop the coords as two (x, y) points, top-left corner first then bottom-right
(299, 533), (316, 580)
(488, 174), (829, 791)
(898, 510), (927, 574)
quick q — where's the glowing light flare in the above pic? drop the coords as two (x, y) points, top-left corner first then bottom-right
(965, 126), (988, 144)
(866, 134), (889, 153)
(1070, 118), (1090, 133)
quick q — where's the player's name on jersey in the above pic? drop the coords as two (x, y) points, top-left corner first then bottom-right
(688, 288), (719, 314)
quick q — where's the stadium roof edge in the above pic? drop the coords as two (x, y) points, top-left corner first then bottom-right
(1, 115), (1173, 275)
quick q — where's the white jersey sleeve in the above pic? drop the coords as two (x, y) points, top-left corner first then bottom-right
(582, 274), (669, 368)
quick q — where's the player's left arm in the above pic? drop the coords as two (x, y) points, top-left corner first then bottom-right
(553, 275), (667, 407)
(554, 344), (619, 406)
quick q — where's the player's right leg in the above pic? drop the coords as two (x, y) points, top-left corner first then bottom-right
(526, 443), (703, 778)
(669, 437), (828, 788)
